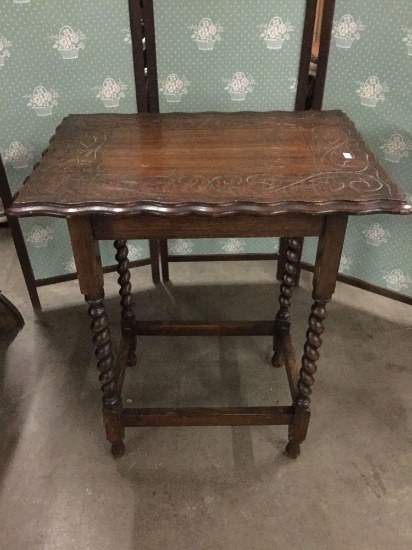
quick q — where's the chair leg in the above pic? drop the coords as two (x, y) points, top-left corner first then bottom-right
(149, 239), (160, 284)
(159, 239), (170, 282)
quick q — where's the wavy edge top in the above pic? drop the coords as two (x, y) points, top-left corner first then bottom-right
(8, 111), (411, 218)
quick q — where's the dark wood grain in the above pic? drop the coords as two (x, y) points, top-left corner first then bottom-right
(8, 111), (409, 218)
(128, 0), (148, 112)
(8, 109), (410, 460)
(121, 406), (294, 427)
(295, 0), (318, 110)
(134, 320), (276, 336)
(312, 0), (337, 110)
(93, 213), (324, 240)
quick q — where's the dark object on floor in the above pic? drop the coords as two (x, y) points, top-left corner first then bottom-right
(0, 292), (24, 330)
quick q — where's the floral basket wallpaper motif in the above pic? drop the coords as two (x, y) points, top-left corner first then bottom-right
(2, 141), (34, 169)
(52, 25), (85, 59)
(26, 86), (59, 116)
(260, 16), (293, 50)
(356, 76), (388, 108)
(96, 78), (127, 108)
(1, 0), (150, 282)
(304, 0), (412, 299)
(332, 14), (365, 49)
(362, 223), (390, 247)
(159, 74), (190, 103)
(0, 35), (12, 67)
(190, 18), (223, 50)
(380, 134), (412, 163)
(224, 72), (254, 101)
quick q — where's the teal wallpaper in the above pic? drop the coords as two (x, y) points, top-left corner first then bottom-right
(302, 0), (412, 298)
(153, 0), (307, 256)
(0, 0), (150, 281)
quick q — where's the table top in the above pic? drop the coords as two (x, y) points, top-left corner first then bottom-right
(8, 111), (410, 218)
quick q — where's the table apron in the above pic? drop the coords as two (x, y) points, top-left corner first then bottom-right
(92, 214), (325, 240)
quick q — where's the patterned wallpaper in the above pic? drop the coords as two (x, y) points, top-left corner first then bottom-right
(302, 0), (412, 297)
(153, 0), (307, 257)
(0, 0), (150, 281)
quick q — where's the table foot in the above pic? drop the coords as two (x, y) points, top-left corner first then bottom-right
(127, 350), (137, 367)
(111, 441), (126, 459)
(271, 350), (284, 368)
(285, 441), (300, 459)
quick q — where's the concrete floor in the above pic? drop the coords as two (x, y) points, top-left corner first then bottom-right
(1, 227), (412, 550)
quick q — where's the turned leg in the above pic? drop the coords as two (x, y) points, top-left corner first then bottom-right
(114, 240), (137, 366)
(276, 237), (304, 286)
(272, 237), (301, 368)
(87, 293), (125, 458)
(285, 214), (347, 458)
(68, 217), (126, 459)
(286, 300), (327, 458)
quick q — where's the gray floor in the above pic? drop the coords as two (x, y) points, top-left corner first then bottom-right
(1, 227), (412, 550)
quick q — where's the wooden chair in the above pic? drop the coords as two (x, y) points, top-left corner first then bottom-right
(311, 0), (412, 301)
(141, 0), (318, 282)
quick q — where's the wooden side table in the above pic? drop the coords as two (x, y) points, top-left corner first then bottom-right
(9, 111), (410, 458)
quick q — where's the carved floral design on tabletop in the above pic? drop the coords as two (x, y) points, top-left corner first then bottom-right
(339, 253), (353, 273)
(191, 18), (223, 50)
(96, 78), (127, 108)
(169, 239), (193, 255)
(380, 134), (412, 163)
(2, 140), (34, 169)
(225, 72), (255, 101)
(403, 28), (412, 56)
(0, 35), (11, 68)
(27, 225), (54, 248)
(53, 26), (85, 59)
(221, 238), (246, 253)
(260, 16), (293, 50)
(332, 14), (365, 49)
(160, 74), (190, 103)
(362, 223), (390, 247)
(356, 76), (388, 108)
(128, 243), (143, 260)
(26, 86), (59, 116)
(383, 269), (412, 292)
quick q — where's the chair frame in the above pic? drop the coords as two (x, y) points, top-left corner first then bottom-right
(141, 0), (318, 282)
(0, 0), (161, 310)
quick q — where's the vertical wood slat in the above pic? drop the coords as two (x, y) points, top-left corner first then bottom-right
(295, 0), (319, 110)
(128, 0), (148, 112)
(143, 0), (160, 113)
(312, 0), (337, 110)
(0, 156), (41, 310)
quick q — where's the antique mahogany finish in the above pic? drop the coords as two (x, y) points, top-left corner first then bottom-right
(8, 111), (409, 459)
